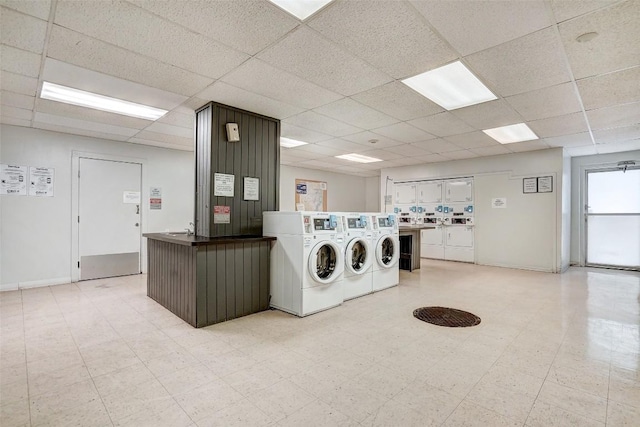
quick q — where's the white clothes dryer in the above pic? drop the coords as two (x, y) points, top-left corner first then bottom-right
(263, 211), (345, 316)
(371, 213), (400, 292)
(340, 213), (373, 300)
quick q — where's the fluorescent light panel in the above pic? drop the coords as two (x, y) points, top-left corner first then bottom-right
(401, 61), (497, 110)
(483, 123), (538, 144)
(40, 81), (168, 120)
(268, 0), (333, 20)
(280, 137), (308, 148)
(336, 153), (382, 163)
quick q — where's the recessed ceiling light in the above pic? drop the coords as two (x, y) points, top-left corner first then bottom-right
(401, 61), (497, 110)
(336, 153), (382, 163)
(40, 81), (167, 120)
(482, 123), (538, 144)
(280, 137), (308, 148)
(268, 0), (333, 20)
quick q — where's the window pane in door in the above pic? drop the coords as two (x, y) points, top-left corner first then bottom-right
(587, 215), (640, 267)
(588, 169), (640, 213)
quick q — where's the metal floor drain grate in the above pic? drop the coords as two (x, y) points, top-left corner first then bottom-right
(413, 306), (481, 327)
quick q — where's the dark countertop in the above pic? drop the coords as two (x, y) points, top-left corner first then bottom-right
(144, 233), (277, 247)
(399, 225), (438, 231)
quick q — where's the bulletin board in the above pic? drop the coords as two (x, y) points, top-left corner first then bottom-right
(295, 179), (327, 212)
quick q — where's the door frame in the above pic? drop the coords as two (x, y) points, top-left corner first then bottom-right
(71, 151), (146, 282)
(583, 164), (640, 269)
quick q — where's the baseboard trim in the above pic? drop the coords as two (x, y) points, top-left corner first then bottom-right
(0, 277), (72, 292)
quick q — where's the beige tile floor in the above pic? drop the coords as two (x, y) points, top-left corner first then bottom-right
(1, 259), (639, 426)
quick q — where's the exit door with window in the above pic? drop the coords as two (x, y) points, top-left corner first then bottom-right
(78, 158), (142, 280)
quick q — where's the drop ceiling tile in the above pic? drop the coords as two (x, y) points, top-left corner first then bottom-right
(408, 112), (475, 137)
(47, 26), (213, 96)
(221, 59), (342, 110)
(440, 150), (477, 160)
(1, 105), (32, 121)
(308, 1), (456, 79)
(559, 1), (640, 79)
(413, 153), (451, 163)
(34, 112), (140, 137)
(257, 26), (392, 96)
(596, 139), (640, 154)
(281, 123), (332, 144)
(383, 144), (432, 157)
(465, 28), (572, 96)
(469, 145), (512, 157)
(1, 7), (47, 53)
(411, 0), (551, 56)
(372, 122), (435, 143)
(356, 149), (405, 161)
(550, 0), (622, 23)
(544, 132), (594, 147)
(451, 99), (522, 129)
(565, 145), (598, 156)
(129, 0), (298, 55)
(577, 67), (640, 110)
(296, 159), (339, 171)
(33, 121), (131, 142)
(129, 137), (193, 151)
(352, 170), (381, 178)
(507, 140), (551, 153)
(144, 122), (193, 139)
(0, 116), (30, 127)
(157, 110), (194, 129)
(42, 58), (188, 110)
(280, 150), (315, 163)
(132, 130), (193, 147)
(341, 131), (404, 149)
(283, 111), (362, 137)
(34, 98), (151, 129)
(592, 124), (640, 144)
(0, 71), (38, 96)
(411, 138), (462, 153)
(289, 143), (348, 158)
(54, 0), (249, 79)
(386, 156), (428, 166)
(587, 102), (640, 130)
(528, 112), (589, 138)
(0, 45), (41, 77)
(313, 98), (399, 130)
(0, 0), (51, 20)
(1, 91), (34, 110)
(444, 131), (501, 149)
(315, 138), (369, 152)
(199, 82), (304, 120)
(505, 82), (583, 121)
(351, 81), (444, 121)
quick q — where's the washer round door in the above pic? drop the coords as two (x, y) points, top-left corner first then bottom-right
(376, 235), (399, 269)
(345, 237), (372, 275)
(308, 240), (344, 284)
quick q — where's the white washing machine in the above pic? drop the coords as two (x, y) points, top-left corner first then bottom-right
(371, 213), (400, 292)
(263, 211), (345, 317)
(340, 213), (374, 300)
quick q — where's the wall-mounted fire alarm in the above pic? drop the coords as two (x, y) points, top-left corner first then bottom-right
(226, 123), (240, 142)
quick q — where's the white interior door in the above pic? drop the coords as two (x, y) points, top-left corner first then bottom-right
(586, 168), (640, 269)
(79, 158), (142, 280)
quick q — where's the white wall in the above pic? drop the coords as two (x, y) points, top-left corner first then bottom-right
(570, 150), (640, 265)
(381, 148), (566, 272)
(365, 176), (380, 212)
(561, 153), (572, 271)
(0, 125), (194, 290)
(279, 165), (366, 212)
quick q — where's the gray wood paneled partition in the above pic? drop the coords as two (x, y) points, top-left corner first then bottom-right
(195, 102), (280, 237)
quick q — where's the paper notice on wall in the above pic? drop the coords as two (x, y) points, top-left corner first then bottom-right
(492, 198), (507, 208)
(0, 164), (27, 195)
(123, 191), (141, 204)
(213, 205), (231, 224)
(538, 176), (553, 193)
(150, 187), (162, 210)
(214, 173), (234, 197)
(28, 166), (55, 197)
(243, 177), (259, 201)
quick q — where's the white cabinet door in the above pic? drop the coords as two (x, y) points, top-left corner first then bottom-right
(421, 227), (443, 245)
(418, 181), (442, 203)
(79, 158), (141, 280)
(445, 226), (474, 248)
(395, 183), (416, 204)
(445, 179), (473, 202)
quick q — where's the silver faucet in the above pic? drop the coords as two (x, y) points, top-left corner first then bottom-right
(185, 222), (195, 236)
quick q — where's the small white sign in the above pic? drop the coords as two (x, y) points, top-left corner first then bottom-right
(214, 173), (235, 197)
(523, 177), (537, 194)
(243, 177), (259, 201)
(538, 176), (553, 193)
(123, 191), (141, 204)
(150, 187), (162, 198)
(296, 203), (305, 211)
(1, 164), (28, 195)
(492, 198), (507, 209)
(150, 187), (162, 210)
(213, 205), (231, 223)
(29, 166), (55, 197)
